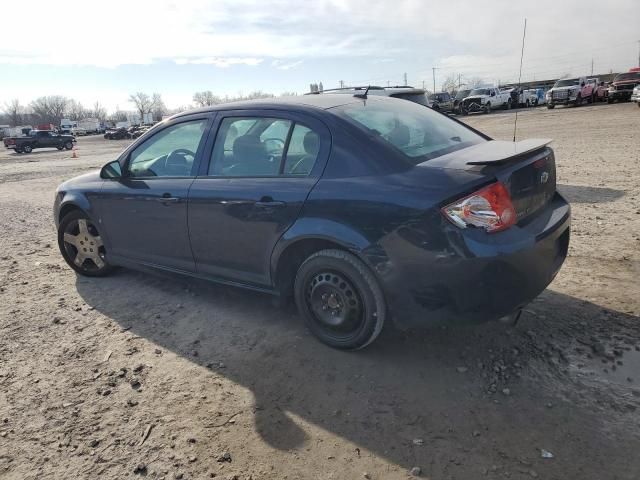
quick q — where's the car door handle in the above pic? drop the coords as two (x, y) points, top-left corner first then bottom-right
(157, 193), (180, 204)
(255, 196), (286, 208)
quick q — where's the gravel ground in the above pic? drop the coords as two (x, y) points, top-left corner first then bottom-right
(0, 103), (639, 480)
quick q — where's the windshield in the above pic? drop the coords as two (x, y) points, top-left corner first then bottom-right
(554, 79), (579, 87)
(455, 90), (471, 99)
(614, 72), (640, 82)
(332, 98), (484, 164)
(470, 88), (490, 96)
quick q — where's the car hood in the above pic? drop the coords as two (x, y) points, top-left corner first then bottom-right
(549, 86), (579, 92)
(612, 79), (640, 86)
(58, 171), (102, 191)
(464, 95), (488, 100)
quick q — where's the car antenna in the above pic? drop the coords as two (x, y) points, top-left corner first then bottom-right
(513, 18), (527, 142)
(354, 85), (371, 99)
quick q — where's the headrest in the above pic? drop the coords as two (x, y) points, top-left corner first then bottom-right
(303, 131), (320, 156)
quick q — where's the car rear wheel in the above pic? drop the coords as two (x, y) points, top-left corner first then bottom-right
(294, 249), (385, 350)
(58, 210), (113, 277)
(484, 102), (491, 114)
(57, 146), (64, 150)
(547, 104), (555, 109)
(22, 144), (33, 153)
(64, 141), (73, 150)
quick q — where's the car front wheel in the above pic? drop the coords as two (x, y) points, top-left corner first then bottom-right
(294, 249), (386, 350)
(64, 141), (73, 150)
(58, 210), (113, 277)
(22, 144), (33, 153)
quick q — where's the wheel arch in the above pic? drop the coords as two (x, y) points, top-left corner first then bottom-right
(271, 219), (388, 298)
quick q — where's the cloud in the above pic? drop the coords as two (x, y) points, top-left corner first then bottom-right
(272, 59), (304, 70)
(0, 0), (638, 83)
(175, 57), (263, 67)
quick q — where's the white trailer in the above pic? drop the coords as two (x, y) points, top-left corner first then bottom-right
(78, 118), (101, 134)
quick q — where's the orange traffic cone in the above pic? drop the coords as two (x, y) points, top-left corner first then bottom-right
(72, 146), (78, 158)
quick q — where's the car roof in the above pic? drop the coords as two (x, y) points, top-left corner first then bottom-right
(171, 94), (373, 120)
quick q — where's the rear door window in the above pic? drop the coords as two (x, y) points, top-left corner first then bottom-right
(209, 117), (321, 177)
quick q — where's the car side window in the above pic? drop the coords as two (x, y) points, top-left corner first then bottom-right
(209, 117), (292, 177)
(127, 120), (207, 178)
(283, 124), (320, 175)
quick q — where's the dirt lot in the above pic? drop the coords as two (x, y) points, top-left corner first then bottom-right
(1, 103), (639, 480)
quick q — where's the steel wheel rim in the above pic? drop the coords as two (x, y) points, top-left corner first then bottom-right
(306, 271), (364, 337)
(63, 218), (106, 271)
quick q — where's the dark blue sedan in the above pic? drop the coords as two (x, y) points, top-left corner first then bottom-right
(54, 94), (570, 349)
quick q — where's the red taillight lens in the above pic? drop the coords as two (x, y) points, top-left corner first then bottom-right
(441, 182), (516, 233)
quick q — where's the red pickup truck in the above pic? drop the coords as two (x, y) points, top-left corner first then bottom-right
(607, 70), (640, 103)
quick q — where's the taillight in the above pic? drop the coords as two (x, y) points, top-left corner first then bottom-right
(441, 182), (516, 233)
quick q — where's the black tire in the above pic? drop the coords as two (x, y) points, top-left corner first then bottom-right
(15, 147), (23, 154)
(294, 249), (385, 350)
(432, 104), (440, 111)
(58, 210), (113, 277)
(607, 98), (614, 104)
(574, 94), (582, 107)
(484, 102), (491, 114)
(57, 146), (64, 150)
(64, 141), (73, 150)
(547, 104), (555, 109)
(22, 144), (33, 153)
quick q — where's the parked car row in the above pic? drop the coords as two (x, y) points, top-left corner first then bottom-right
(104, 125), (151, 140)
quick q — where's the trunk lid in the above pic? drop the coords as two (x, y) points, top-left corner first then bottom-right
(422, 139), (557, 223)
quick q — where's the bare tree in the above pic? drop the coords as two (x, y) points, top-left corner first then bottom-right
(92, 101), (107, 120)
(467, 77), (485, 88)
(3, 99), (23, 126)
(151, 93), (167, 122)
(441, 74), (458, 95)
(109, 110), (128, 122)
(30, 95), (69, 124)
(67, 100), (89, 121)
(128, 92), (154, 124)
(279, 91), (298, 97)
(193, 91), (221, 107)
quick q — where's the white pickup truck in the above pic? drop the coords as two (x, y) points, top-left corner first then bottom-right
(460, 86), (512, 114)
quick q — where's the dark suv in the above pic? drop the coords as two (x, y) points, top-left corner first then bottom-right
(429, 92), (454, 112)
(307, 86), (431, 107)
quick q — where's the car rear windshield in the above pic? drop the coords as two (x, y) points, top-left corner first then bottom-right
(332, 98), (484, 163)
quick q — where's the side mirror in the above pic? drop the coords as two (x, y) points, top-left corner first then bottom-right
(581, 83), (585, 87)
(490, 91), (496, 96)
(100, 160), (123, 179)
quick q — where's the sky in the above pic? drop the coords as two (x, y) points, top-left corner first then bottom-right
(1, 0), (638, 113)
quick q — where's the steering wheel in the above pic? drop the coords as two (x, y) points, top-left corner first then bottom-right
(262, 138), (285, 156)
(164, 148), (196, 175)
(168, 148), (195, 159)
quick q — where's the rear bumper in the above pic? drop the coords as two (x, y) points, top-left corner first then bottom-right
(380, 193), (571, 329)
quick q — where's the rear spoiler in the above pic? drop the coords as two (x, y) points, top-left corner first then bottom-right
(465, 138), (552, 165)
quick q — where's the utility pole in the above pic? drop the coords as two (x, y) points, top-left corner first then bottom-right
(591, 58), (594, 76)
(458, 73), (461, 89)
(403, 72), (408, 86)
(432, 67), (439, 93)
(422, 80), (425, 89)
(339, 80), (344, 88)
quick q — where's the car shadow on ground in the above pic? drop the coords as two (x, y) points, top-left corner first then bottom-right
(75, 268), (640, 478)
(557, 184), (625, 203)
